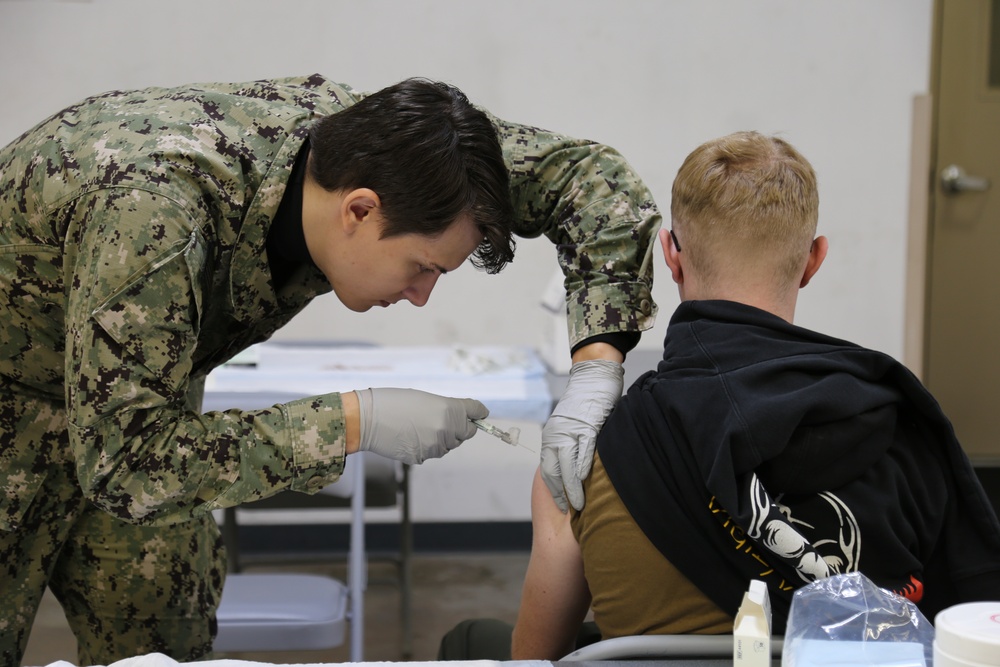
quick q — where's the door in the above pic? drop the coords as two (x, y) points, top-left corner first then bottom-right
(925, 0), (1000, 462)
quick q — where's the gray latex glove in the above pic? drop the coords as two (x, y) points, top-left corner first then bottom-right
(355, 388), (488, 465)
(540, 359), (624, 512)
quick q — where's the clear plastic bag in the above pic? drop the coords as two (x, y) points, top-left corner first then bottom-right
(782, 572), (935, 667)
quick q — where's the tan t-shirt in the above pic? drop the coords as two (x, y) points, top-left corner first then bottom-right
(571, 451), (733, 637)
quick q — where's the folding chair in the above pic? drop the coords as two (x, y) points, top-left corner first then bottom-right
(214, 454), (366, 660)
(219, 454), (411, 653)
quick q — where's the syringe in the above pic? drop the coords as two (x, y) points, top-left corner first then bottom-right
(471, 418), (533, 452)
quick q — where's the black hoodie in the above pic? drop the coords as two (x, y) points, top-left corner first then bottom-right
(599, 300), (1000, 632)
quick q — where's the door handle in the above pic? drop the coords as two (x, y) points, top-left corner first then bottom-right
(940, 164), (991, 194)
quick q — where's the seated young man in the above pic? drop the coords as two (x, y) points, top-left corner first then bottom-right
(504, 131), (1000, 660)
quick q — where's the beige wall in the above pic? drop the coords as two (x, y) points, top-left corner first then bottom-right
(0, 0), (933, 361)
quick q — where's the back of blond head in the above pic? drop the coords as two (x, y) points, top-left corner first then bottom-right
(670, 131), (819, 289)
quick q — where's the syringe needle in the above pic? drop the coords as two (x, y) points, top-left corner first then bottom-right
(513, 439), (535, 453)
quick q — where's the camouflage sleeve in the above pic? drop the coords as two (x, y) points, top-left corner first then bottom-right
(63, 188), (346, 526)
(491, 114), (661, 348)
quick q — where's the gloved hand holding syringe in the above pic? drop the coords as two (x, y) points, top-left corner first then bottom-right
(471, 418), (535, 452)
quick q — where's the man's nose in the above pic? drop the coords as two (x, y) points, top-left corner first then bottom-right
(402, 272), (440, 307)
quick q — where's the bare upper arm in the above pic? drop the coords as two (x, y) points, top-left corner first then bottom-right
(511, 467), (592, 660)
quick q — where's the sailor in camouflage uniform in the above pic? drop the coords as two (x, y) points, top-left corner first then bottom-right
(0, 74), (659, 664)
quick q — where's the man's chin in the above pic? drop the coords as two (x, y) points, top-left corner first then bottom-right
(339, 299), (372, 313)
(336, 295), (388, 312)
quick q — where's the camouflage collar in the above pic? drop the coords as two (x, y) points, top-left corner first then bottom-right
(229, 125), (330, 324)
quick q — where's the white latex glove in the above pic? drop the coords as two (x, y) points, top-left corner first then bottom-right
(540, 359), (624, 512)
(355, 388), (488, 465)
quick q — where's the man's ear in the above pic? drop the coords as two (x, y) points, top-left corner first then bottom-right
(341, 188), (381, 234)
(799, 235), (829, 288)
(659, 228), (684, 285)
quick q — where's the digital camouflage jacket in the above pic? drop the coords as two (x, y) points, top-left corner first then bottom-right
(0, 74), (659, 528)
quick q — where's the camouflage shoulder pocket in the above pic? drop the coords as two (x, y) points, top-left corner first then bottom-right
(91, 231), (207, 391)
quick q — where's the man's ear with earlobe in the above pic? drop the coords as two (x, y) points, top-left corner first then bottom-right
(799, 235), (829, 288)
(341, 188), (381, 234)
(659, 227), (684, 285)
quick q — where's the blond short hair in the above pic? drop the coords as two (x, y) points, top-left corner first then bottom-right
(670, 131), (819, 288)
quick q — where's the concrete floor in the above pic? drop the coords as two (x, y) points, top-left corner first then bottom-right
(21, 552), (529, 666)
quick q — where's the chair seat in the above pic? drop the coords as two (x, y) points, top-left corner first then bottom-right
(563, 634), (734, 660)
(214, 573), (348, 652)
